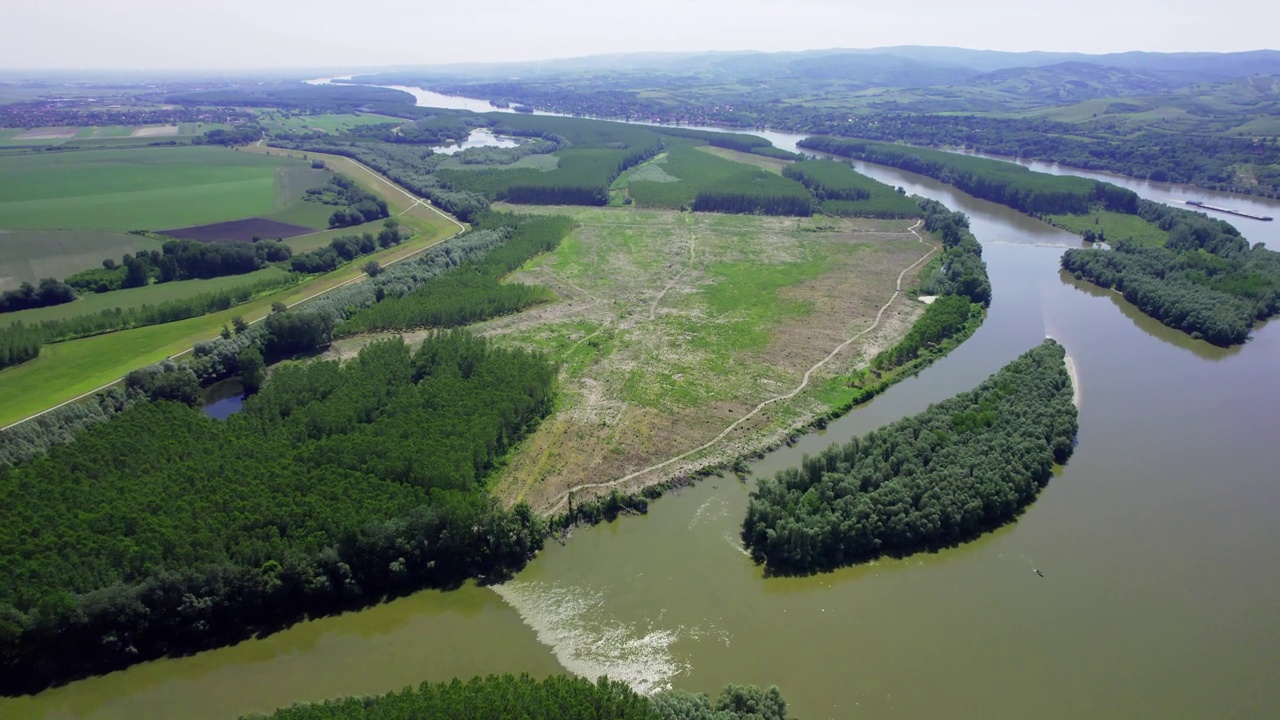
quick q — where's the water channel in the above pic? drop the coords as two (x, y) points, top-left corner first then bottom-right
(5, 90), (1279, 720)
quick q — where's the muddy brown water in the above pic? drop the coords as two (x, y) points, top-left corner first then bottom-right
(5, 106), (1278, 720)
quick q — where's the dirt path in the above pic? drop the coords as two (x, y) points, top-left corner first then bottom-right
(542, 220), (937, 515)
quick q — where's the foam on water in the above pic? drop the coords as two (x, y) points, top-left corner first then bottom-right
(492, 580), (691, 694)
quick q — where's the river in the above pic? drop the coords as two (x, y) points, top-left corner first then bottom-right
(5, 91), (1279, 720)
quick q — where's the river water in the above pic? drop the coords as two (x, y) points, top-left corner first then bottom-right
(6, 92), (1279, 720)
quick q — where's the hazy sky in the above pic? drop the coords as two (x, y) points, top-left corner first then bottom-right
(3, 0), (1277, 70)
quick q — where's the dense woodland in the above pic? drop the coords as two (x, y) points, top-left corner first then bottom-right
(238, 675), (791, 720)
(1061, 199), (1280, 345)
(804, 115), (1280, 198)
(339, 214), (569, 333)
(0, 332), (555, 692)
(782, 160), (920, 218)
(915, 199), (992, 306)
(799, 136), (1140, 216)
(743, 340), (1077, 574)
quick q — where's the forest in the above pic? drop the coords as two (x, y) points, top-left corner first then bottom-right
(798, 136), (1140, 216)
(238, 675), (791, 720)
(1061, 199), (1280, 345)
(742, 340), (1077, 575)
(782, 160), (920, 218)
(800, 114), (1280, 198)
(915, 198), (992, 306)
(338, 214), (570, 334)
(0, 332), (556, 692)
(0, 322), (41, 370)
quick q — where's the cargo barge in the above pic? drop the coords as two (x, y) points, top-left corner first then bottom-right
(1184, 200), (1274, 221)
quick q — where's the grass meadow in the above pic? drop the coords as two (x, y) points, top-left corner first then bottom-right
(0, 147), (319, 232)
(1046, 210), (1170, 247)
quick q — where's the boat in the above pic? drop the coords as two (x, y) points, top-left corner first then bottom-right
(1184, 200), (1274, 222)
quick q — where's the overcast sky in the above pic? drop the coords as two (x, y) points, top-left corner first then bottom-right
(3, 0), (1277, 70)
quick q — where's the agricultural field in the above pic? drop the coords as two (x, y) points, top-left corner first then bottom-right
(0, 146), (327, 232)
(331, 207), (935, 510)
(0, 146), (462, 428)
(257, 111), (406, 135)
(0, 267), (289, 328)
(0, 123), (220, 147)
(0, 229), (163, 291)
(1046, 209), (1170, 247)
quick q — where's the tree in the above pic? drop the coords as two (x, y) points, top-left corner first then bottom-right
(363, 260), (383, 277)
(271, 301), (288, 314)
(237, 347), (265, 395)
(122, 257), (149, 289)
(231, 316), (249, 334)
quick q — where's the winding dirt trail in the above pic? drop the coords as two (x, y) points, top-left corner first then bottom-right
(541, 220), (937, 515)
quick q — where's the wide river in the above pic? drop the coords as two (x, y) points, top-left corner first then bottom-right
(5, 91), (1279, 720)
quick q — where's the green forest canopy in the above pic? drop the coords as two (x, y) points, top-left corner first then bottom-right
(743, 339), (1077, 575)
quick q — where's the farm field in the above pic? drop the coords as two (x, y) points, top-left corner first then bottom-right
(257, 111), (406, 134)
(0, 123), (221, 147)
(331, 207), (934, 510)
(0, 146), (324, 232)
(0, 267), (289, 328)
(624, 139), (809, 210)
(0, 148), (461, 428)
(0, 229), (163, 291)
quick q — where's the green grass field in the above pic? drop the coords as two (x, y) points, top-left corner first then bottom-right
(0, 230), (164, 291)
(0, 267), (289, 328)
(0, 146), (318, 232)
(258, 111), (406, 135)
(436, 154), (560, 172)
(1046, 210), (1170, 247)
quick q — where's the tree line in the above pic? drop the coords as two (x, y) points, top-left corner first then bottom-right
(68, 240), (292, 294)
(338, 214), (570, 334)
(799, 136), (1140, 216)
(289, 220), (404, 274)
(0, 322), (41, 370)
(235, 674), (792, 720)
(0, 332), (556, 693)
(742, 339), (1077, 575)
(0, 277), (76, 313)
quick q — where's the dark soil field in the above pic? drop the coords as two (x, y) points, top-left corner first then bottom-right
(160, 218), (316, 242)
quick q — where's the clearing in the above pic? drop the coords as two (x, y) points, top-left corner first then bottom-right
(331, 207), (933, 511)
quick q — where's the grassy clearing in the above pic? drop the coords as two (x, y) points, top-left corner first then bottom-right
(0, 267), (289, 328)
(626, 139), (807, 210)
(381, 207), (930, 509)
(0, 230), (164, 291)
(696, 145), (793, 175)
(0, 147), (315, 231)
(1046, 210), (1170, 247)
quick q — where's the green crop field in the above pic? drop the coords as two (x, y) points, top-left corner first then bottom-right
(626, 140), (809, 210)
(0, 230), (164, 291)
(1046, 210), (1169, 247)
(0, 267), (289, 328)
(258, 111), (406, 134)
(0, 146), (317, 232)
